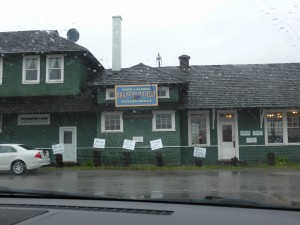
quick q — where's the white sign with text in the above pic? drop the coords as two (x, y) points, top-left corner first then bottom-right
(93, 138), (106, 149)
(193, 147), (206, 158)
(52, 143), (64, 154)
(150, 139), (163, 150)
(123, 139), (136, 151)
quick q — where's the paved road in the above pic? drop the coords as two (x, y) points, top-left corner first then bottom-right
(1, 168), (300, 208)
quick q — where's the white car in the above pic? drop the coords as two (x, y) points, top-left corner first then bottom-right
(0, 144), (50, 175)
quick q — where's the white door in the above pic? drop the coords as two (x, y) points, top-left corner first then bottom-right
(218, 111), (238, 160)
(59, 127), (77, 162)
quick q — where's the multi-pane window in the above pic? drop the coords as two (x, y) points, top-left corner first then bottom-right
(287, 112), (300, 143)
(46, 55), (64, 83)
(22, 56), (40, 84)
(101, 112), (123, 132)
(266, 112), (283, 143)
(158, 87), (169, 98)
(189, 112), (210, 145)
(106, 88), (115, 100)
(152, 110), (175, 131)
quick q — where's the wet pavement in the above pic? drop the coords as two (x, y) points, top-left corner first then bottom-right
(1, 168), (300, 208)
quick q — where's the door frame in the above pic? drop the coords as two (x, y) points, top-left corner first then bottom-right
(59, 126), (77, 162)
(217, 110), (239, 160)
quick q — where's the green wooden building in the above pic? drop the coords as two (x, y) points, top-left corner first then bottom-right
(1, 30), (300, 166)
(0, 30), (103, 164)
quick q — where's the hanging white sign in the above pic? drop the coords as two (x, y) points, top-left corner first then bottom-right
(150, 139), (163, 150)
(123, 139), (136, 151)
(52, 143), (64, 154)
(93, 138), (106, 149)
(193, 147), (206, 158)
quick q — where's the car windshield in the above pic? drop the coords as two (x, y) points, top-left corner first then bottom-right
(0, 0), (300, 210)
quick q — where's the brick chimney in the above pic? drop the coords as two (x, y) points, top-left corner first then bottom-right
(112, 16), (122, 71)
(179, 55), (190, 69)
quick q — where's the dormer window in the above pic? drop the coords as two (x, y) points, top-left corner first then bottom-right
(158, 87), (169, 98)
(22, 55), (40, 84)
(106, 88), (115, 100)
(46, 55), (64, 83)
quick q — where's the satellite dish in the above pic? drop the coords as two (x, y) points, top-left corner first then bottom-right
(67, 28), (80, 42)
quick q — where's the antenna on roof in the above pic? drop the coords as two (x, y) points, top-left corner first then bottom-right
(67, 28), (80, 42)
(156, 52), (162, 67)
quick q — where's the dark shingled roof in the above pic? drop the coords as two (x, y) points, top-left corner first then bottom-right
(161, 63), (300, 108)
(90, 63), (187, 86)
(0, 30), (102, 68)
(90, 62), (300, 109)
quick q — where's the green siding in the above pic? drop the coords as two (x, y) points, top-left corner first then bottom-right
(96, 111), (181, 166)
(0, 112), (97, 162)
(0, 53), (92, 97)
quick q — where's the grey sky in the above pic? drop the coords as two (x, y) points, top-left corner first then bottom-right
(1, 0), (299, 68)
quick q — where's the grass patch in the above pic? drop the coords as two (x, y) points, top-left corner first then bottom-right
(41, 162), (300, 171)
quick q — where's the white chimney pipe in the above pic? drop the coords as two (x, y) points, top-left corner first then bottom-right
(112, 16), (122, 71)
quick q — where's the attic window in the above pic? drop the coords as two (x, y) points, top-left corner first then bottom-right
(158, 87), (169, 98)
(106, 88), (115, 100)
(22, 55), (40, 84)
(46, 55), (64, 83)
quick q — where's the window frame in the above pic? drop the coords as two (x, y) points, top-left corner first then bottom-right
(101, 112), (123, 133)
(152, 110), (176, 132)
(158, 86), (170, 98)
(264, 109), (300, 145)
(22, 55), (40, 84)
(0, 56), (2, 85)
(46, 54), (64, 83)
(105, 88), (115, 100)
(188, 111), (210, 146)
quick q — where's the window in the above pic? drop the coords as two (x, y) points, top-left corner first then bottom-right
(101, 112), (123, 132)
(266, 112), (283, 144)
(106, 88), (115, 100)
(158, 87), (169, 98)
(188, 111), (210, 145)
(0, 146), (16, 153)
(0, 57), (2, 85)
(22, 55), (40, 84)
(46, 55), (64, 83)
(287, 112), (300, 143)
(0, 115), (2, 133)
(152, 110), (175, 131)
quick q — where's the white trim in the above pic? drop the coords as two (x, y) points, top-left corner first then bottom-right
(105, 88), (115, 100)
(0, 57), (3, 85)
(264, 109), (300, 145)
(217, 110), (239, 160)
(22, 55), (40, 84)
(158, 86), (170, 98)
(46, 54), (64, 83)
(101, 112), (123, 133)
(59, 126), (77, 162)
(17, 114), (50, 125)
(152, 110), (176, 132)
(188, 111), (210, 146)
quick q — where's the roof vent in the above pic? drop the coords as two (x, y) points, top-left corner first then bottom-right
(179, 55), (190, 70)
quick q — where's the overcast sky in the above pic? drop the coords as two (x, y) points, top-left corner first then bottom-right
(1, 0), (299, 68)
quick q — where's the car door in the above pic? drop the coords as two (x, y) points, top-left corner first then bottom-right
(0, 146), (17, 170)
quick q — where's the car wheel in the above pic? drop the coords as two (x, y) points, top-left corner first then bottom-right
(11, 161), (27, 175)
